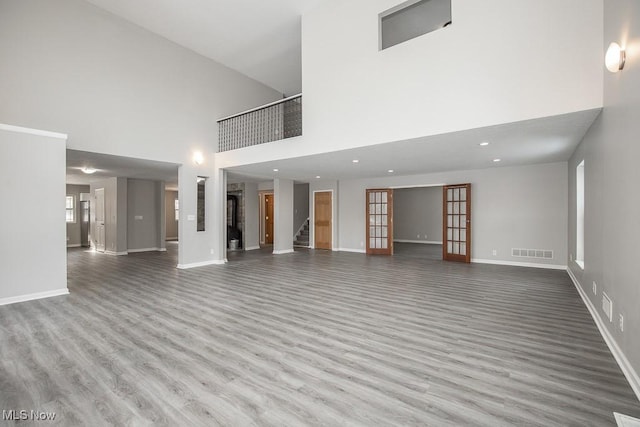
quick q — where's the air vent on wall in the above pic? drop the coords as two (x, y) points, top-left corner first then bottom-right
(511, 248), (554, 259)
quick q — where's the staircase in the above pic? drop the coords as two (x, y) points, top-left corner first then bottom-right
(294, 219), (310, 247)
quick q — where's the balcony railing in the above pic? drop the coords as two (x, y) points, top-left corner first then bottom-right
(217, 94), (302, 152)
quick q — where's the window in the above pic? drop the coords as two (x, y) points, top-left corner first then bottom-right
(66, 195), (76, 223)
(197, 177), (206, 232)
(576, 161), (585, 269)
(380, 0), (452, 50)
(174, 199), (179, 221)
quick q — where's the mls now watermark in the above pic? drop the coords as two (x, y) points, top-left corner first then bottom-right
(3, 410), (56, 421)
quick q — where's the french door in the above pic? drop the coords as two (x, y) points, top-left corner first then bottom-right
(366, 189), (393, 255)
(443, 184), (471, 263)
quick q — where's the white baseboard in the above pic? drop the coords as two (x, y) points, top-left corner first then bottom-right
(166, 237), (178, 241)
(0, 288), (69, 306)
(105, 250), (128, 256)
(338, 248), (366, 254)
(66, 244), (81, 248)
(272, 249), (295, 255)
(567, 268), (640, 402)
(394, 239), (443, 245)
(158, 248), (167, 252)
(245, 246), (261, 251)
(128, 247), (162, 253)
(472, 258), (567, 270)
(177, 259), (225, 269)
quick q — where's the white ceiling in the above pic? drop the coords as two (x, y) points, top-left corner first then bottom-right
(84, 0), (323, 96)
(66, 150), (179, 189)
(226, 109), (601, 183)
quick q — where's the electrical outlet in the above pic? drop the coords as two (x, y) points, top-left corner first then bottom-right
(210, 249), (214, 254)
(492, 249), (497, 256)
(424, 234), (427, 240)
(592, 281), (597, 295)
(619, 314), (624, 332)
(417, 234), (420, 239)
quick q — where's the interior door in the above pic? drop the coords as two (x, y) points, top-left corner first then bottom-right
(314, 191), (332, 250)
(265, 193), (274, 244)
(443, 184), (471, 263)
(95, 188), (106, 252)
(366, 189), (393, 255)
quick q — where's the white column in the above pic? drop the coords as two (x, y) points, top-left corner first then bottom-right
(244, 182), (260, 250)
(273, 178), (294, 254)
(211, 165), (227, 263)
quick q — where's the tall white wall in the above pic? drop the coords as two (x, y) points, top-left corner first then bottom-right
(568, 0), (640, 396)
(0, 125), (68, 304)
(216, 0), (603, 170)
(338, 163), (568, 267)
(302, 0), (603, 151)
(0, 0), (281, 267)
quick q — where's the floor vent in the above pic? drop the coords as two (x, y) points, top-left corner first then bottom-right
(511, 248), (554, 259)
(602, 292), (613, 322)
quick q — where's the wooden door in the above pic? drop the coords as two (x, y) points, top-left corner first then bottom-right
(264, 193), (274, 244)
(314, 191), (332, 250)
(443, 184), (471, 263)
(366, 189), (393, 255)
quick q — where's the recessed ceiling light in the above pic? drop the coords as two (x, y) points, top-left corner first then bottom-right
(352, 159), (359, 163)
(315, 175), (321, 179)
(273, 168), (279, 172)
(81, 167), (96, 174)
(388, 169), (394, 173)
(493, 158), (502, 162)
(479, 142), (490, 146)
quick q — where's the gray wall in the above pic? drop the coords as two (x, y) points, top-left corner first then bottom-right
(393, 186), (443, 243)
(293, 183), (310, 235)
(338, 163), (568, 265)
(568, 0), (640, 385)
(165, 190), (178, 240)
(66, 184), (90, 246)
(127, 179), (164, 251)
(0, 127), (68, 302)
(0, 0), (281, 268)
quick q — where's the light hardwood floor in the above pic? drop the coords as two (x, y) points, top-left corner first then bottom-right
(1, 243), (639, 426)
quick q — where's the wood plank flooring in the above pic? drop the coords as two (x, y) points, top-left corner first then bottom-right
(1, 243), (639, 426)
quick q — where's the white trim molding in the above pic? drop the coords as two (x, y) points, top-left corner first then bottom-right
(0, 288), (69, 306)
(177, 259), (225, 269)
(0, 123), (68, 140)
(66, 244), (82, 248)
(338, 248), (366, 254)
(105, 250), (128, 256)
(128, 247), (163, 253)
(567, 268), (640, 401)
(472, 258), (567, 270)
(272, 249), (295, 255)
(245, 246), (261, 251)
(394, 239), (443, 245)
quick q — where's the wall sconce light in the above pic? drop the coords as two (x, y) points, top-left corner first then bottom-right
(193, 151), (204, 165)
(605, 42), (626, 73)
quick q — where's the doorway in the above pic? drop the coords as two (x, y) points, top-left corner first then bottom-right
(366, 189), (393, 255)
(314, 191), (332, 250)
(442, 183), (471, 263)
(259, 191), (274, 246)
(95, 187), (106, 252)
(392, 185), (443, 260)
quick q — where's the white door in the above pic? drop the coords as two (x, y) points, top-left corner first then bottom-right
(95, 188), (106, 252)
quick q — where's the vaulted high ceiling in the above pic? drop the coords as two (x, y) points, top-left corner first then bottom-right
(84, 0), (324, 96)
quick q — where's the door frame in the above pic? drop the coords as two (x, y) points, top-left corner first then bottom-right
(313, 189), (333, 250)
(259, 191), (274, 246)
(366, 188), (394, 255)
(442, 183), (471, 263)
(94, 187), (106, 253)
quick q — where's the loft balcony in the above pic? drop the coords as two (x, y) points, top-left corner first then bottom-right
(217, 94), (302, 152)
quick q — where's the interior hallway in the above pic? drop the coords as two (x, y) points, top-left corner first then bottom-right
(0, 245), (638, 425)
